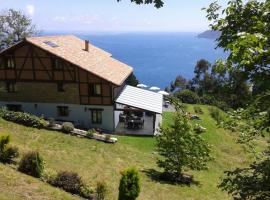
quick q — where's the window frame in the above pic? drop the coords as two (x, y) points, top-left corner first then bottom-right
(5, 56), (15, 69)
(52, 58), (63, 70)
(89, 83), (102, 97)
(91, 109), (102, 124)
(57, 82), (65, 92)
(6, 81), (17, 93)
(57, 106), (69, 117)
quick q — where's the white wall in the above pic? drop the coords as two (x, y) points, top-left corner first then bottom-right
(0, 101), (115, 132)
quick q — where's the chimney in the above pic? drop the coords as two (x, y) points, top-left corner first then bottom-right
(85, 40), (89, 51)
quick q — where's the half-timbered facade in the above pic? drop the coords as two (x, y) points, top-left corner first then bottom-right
(0, 35), (133, 131)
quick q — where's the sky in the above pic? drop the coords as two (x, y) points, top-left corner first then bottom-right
(0, 0), (228, 33)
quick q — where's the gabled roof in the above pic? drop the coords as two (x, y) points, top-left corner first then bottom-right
(116, 85), (163, 114)
(1, 35), (133, 86)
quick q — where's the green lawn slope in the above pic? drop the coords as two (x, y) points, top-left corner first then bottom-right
(0, 104), (263, 200)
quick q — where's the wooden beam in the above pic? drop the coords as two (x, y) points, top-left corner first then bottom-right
(30, 46), (36, 80)
(17, 47), (31, 79)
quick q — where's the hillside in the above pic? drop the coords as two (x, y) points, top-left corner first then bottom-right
(0, 105), (265, 200)
(198, 30), (221, 39)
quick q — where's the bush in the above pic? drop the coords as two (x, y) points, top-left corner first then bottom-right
(213, 100), (230, 111)
(87, 129), (96, 138)
(104, 134), (111, 142)
(200, 95), (216, 105)
(61, 122), (74, 133)
(208, 107), (225, 124)
(1, 109), (45, 128)
(0, 135), (19, 163)
(118, 168), (140, 200)
(194, 106), (203, 114)
(175, 89), (200, 104)
(18, 151), (44, 178)
(50, 171), (92, 199)
(96, 181), (108, 200)
(47, 118), (55, 128)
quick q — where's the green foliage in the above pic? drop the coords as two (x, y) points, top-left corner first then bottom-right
(50, 171), (93, 199)
(156, 109), (211, 178)
(125, 73), (139, 87)
(96, 180), (108, 200)
(118, 167), (141, 200)
(87, 129), (96, 138)
(204, 0), (270, 92)
(1, 109), (45, 128)
(0, 9), (37, 50)
(0, 135), (19, 163)
(208, 107), (225, 124)
(117, 0), (164, 8)
(175, 89), (200, 104)
(61, 122), (74, 133)
(194, 106), (203, 114)
(105, 134), (112, 142)
(18, 151), (44, 178)
(219, 144), (270, 200)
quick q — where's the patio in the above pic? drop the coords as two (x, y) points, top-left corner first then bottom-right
(114, 85), (163, 136)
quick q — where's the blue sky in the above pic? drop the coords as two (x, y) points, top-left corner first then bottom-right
(0, 0), (228, 32)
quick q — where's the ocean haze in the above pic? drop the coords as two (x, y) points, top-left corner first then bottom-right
(45, 32), (227, 88)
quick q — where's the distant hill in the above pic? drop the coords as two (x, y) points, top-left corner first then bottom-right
(198, 30), (221, 40)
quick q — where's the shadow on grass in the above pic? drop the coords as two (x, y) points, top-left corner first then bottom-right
(142, 168), (200, 186)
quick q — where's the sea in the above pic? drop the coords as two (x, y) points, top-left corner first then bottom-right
(47, 32), (227, 89)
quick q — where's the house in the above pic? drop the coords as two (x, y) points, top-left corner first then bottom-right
(0, 35), (163, 134)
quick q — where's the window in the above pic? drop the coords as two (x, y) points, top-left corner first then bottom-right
(91, 110), (102, 124)
(6, 104), (22, 112)
(52, 58), (63, 70)
(57, 82), (65, 92)
(43, 41), (59, 48)
(57, 106), (69, 117)
(6, 82), (17, 93)
(89, 83), (101, 96)
(5, 57), (15, 69)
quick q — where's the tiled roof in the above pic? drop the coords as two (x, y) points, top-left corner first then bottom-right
(25, 35), (133, 86)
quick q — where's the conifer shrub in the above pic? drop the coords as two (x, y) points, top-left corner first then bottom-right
(118, 168), (140, 200)
(18, 151), (44, 178)
(0, 135), (19, 164)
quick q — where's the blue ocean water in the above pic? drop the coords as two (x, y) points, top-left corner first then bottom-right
(76, 32), (226, 88)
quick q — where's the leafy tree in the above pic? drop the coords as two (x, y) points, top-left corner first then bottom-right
(204, 0), (270, 93)
(156, 103), (211, 182)
(126, 73), (139, 87)
(219, 143), (270, 200)
(0, 9), (37, 50)
(117, 0), (164, 8)
(175, 89), (200, 104)
(118, 167), (140, 200)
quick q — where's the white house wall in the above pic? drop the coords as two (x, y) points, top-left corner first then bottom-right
(0, 101), (115, 132)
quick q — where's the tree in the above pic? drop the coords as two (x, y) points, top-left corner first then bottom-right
(0, 9), (37, 50)
(219, 144), (270, 200)
(204, 0), (270, 93)
(117, 0), (164, 8)
(156, 103), (211, 183)
(118, 168), (140, 200)
(175, 89), (200, 104)
(126, 73), (139, 87)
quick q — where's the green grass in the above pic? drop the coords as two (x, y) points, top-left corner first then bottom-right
(0, 104), (266, 200)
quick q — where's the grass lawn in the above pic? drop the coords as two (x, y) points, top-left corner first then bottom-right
(0, 104), (266, 200)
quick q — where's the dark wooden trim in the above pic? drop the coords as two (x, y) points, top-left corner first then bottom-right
(77, 67), (82, 104)
(17, 47), (31, 79)
(30, 46), (36, 80)
(32, 48), (53, 80)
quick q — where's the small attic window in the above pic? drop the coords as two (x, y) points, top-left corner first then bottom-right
(43, 41), (59, 48)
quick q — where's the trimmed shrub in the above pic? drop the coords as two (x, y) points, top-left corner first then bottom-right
(0, 135), (19, 163)
(208, 107), (225, 124)
(118, 168), (140, 200)
(50, 171), (93, 199)
(1, 109), (45, 128)
(18, 151), (44, 178)
(200, 95), (216, 105)
(194, 106), (203, 114)
(96, 181), (108, 200)
(87, 129), (96, 138)
(175, 89), (200, 104)
(61, 122), (74, 133)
